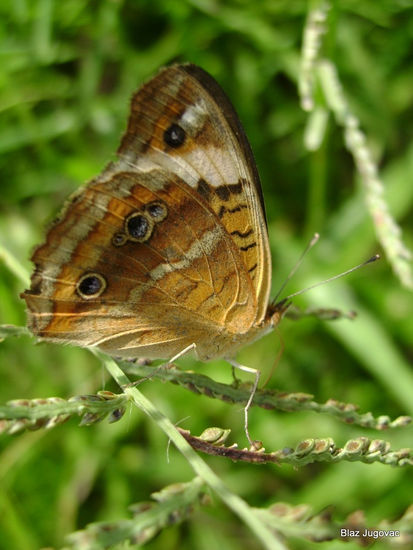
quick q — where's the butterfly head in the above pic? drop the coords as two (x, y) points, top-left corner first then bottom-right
(267, 298), (291, 328)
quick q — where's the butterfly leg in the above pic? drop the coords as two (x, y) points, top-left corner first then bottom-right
(231, 365), (242, 387)
(126, 343), (197, 387)
(167, 343), (197, 365)
(227, 358), (260, 447)
(148, 342), (198, 377)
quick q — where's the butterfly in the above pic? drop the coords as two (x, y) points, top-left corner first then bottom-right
(22, 64), (288, 444)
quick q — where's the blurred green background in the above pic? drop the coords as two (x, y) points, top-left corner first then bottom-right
(0, 1), (412, 549)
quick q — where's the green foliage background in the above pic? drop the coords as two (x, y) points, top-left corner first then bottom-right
(0, 1), (412, 549)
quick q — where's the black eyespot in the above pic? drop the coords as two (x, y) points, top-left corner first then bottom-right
(77, 273), (106, 299)
(127, 214), (148, 239)
(125, 213), (153, 242)
(112, 232), (127, 247)
(163, 123), (186, 148)
(146, 201), (167, 221)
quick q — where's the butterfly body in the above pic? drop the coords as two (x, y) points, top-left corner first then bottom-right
(22, 64), (285, 363)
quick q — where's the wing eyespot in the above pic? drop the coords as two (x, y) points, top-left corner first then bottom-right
(163, 123), (186, 148)
(113, 201), (168, 247)
(146, 200), (168, 222)
(112, 232), (128, 247)
(77, 273), (107, 299)
(125, 212), (154, 242)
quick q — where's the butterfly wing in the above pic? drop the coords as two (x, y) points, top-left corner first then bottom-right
(22, 64), (271, 360)
(117, 64), (271, 323)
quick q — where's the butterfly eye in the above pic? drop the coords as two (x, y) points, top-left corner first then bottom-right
(163, 123), (186, 148)
(77, 273), (107, 299)
(125, 212), (154, 242)
(146, 201), (167, 221)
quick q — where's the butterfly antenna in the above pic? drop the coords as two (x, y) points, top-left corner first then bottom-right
(273, 233), (320, 304)
(282, 254), (380, 302)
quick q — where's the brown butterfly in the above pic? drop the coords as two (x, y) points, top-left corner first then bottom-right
(22, 64), (288, 444)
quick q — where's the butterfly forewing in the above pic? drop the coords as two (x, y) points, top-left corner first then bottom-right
(117, 64), (271, 323)
(22, 64), (273, 361)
